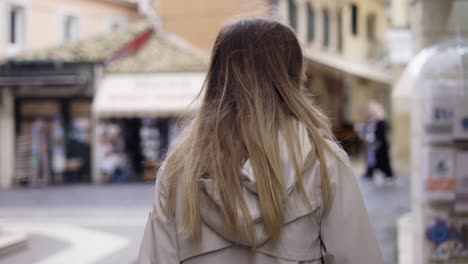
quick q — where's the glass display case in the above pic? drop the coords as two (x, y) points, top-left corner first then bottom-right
(409, 39), (468, 263)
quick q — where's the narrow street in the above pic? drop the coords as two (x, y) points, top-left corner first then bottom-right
(358, 176), (411, 264)
(0, 184), (154, 264)
(0, 169), (410, 264)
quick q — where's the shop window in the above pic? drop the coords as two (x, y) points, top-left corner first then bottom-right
(8, 5), (26, 48)
(15, 100), (93, 185)
(351, 4), (359, 36)
(63, 14), (80, 43)
(288, 0), (298, 31)
(97, 118), (176, 182)
(307, 3), (315, 43)
(323, 9), (330, 48)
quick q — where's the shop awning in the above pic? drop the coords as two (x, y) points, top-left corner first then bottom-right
(306, 51), (392, 84)
(93, 73), (205, 118)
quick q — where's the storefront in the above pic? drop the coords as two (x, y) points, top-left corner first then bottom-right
(394, 39), (468, 263)
(15, 98), (93, 185)
(305, 58), (392, 156)
(0, 61), (97, 187)
(0, 88), (15, 189)
(92, 73), (205, 183)
(0, 21), (208, 188)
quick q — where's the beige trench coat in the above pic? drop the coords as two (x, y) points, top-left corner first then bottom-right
(138, 140), (384, 264)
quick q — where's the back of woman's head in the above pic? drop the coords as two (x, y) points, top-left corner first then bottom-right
(204, 18), (303, 115)
(163, 18), (337, 244)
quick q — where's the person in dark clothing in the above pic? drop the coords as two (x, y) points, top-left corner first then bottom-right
(65, 138), (91, 183)
(64, 119), (92, 183)
(356, 101), (394, 180)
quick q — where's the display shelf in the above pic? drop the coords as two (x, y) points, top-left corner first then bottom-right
(409, 39), (468, 263)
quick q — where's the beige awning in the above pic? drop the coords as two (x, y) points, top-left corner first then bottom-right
(93, 73), (206, 118)
(306, 51), (392, 84)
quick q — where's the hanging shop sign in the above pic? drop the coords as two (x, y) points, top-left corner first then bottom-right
(93, 73), (205, 118)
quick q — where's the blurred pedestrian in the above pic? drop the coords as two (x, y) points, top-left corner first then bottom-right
(65, 118), (91, 183)
(51, 115), (66, 184)
(355, 101), (394, 181)
(138, 19), (383, 264)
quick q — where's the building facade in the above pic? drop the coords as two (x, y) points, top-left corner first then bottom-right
(271, 0), (392, 156)
(391, 0), (468, 176)
(0, 0), (142, 60)
(389, 2), (468, 262)
(0, 0), (144, 188)
(0, 21), (207, 188)
(157, 0), (270, 52)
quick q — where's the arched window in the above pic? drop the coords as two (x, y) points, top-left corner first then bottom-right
(323, 9), (330, 47)
(307, 3), (315, 42)
(288, 0), (298, 31)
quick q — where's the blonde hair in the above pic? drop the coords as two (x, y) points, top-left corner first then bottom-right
(161, 19), (338, 245)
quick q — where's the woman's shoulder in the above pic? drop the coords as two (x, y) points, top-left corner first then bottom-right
(296, 122), (346, 159)
(153, 162), (176, 201)
(321, 138), (349, 170)
(310, 138), (351, 188)
(301, 138), (350, 190)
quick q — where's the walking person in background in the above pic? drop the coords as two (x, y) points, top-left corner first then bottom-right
(355, 101), (394, 182)
(138, 19), (383, 264)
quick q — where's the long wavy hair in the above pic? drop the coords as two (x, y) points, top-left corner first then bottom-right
(161, 18), (337, 244)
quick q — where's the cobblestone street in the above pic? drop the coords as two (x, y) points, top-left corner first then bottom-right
(0, 168), (410, 264)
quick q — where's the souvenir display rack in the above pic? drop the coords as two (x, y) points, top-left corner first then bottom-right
(411, 39), (468, 263)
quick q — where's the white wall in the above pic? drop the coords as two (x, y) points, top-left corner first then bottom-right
(0, 89), (15, 189)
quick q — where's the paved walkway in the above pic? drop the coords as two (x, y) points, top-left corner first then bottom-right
(0, 170), (410, 264)
(357, 176), (411, 264)
(0, 184), (153, 264)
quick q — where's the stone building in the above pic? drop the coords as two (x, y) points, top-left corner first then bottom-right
(392, 0), (468, 176)
(0, 0), (143, 60)
(0, 21), (207, 188)
(157, 0), (270, 52)
(0, 0), (145, 188)
(271, 0), (392, 156)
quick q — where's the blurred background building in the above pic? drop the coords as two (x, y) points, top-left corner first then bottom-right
(0, 0), (142, 59)
(274, 0), (393, 159)
(0, 0), (275, 189)
(158, 0), (269, 52)
(1, 0), (467, 186)
(0, 2), (209, 188)
(276, 0), (468, 178)
(0, 0), (467, 264)
(0, 0), (144, 188)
